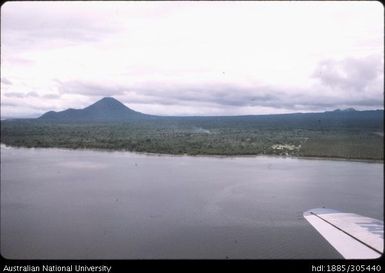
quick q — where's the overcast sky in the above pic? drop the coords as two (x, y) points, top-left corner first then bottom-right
(1, 1), (384, 118)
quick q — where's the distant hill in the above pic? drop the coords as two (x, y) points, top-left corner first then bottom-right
(39, 97), (150, 122)
(327, 108), (357, 112)
(36, 97), (383, 128)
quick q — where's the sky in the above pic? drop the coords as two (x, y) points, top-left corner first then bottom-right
(1, 1), (384, 118)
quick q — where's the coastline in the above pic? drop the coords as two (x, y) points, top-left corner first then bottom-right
(1, 142), (383, 164)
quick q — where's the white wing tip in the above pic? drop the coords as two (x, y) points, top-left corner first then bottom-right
(304, 207), (342, 217)
(304, 207), (383, 259)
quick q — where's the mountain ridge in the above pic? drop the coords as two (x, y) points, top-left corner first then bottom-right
(39, 97), (149, 122)
(36, 96), (383, 122)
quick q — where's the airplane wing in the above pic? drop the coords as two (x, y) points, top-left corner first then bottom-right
(304, 208), (383, 259)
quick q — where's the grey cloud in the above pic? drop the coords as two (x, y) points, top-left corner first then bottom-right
(282, 97), (382, 111)
(1, 102), (18, 107)
(126, 83), (282, 107)
(55, 80), (282, 107)
(43, 94), (61, 99)
(26, 91), (39, 97)
(132, 81), (383, 110)
(4, 91), (61, 100)
(313, 55), (383, 92)
(1, 77), (12, 85)
(56, 78), (383, 113)
(57, 80), (127, 97)
(4, 92), (25, 98)
(2, 3), (118, 50)
(3, 57), (35, 65)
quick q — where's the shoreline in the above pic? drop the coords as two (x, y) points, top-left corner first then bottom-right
(1, 143), (383, 164)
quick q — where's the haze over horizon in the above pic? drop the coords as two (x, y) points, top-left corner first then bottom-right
(20, 96), (385, 121)
(1, 1), (384, 119)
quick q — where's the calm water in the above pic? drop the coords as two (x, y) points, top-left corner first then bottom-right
(1, 145), (383, 259)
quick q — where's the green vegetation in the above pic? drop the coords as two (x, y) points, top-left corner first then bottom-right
(1, 114), (383, 160)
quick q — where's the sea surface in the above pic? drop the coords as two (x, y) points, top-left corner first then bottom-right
(1, 145), (383, 259)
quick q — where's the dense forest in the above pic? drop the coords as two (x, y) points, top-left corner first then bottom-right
(1, 109), (383, 160)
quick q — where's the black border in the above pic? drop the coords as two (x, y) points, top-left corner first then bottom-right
(0, 0), (384, 272)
